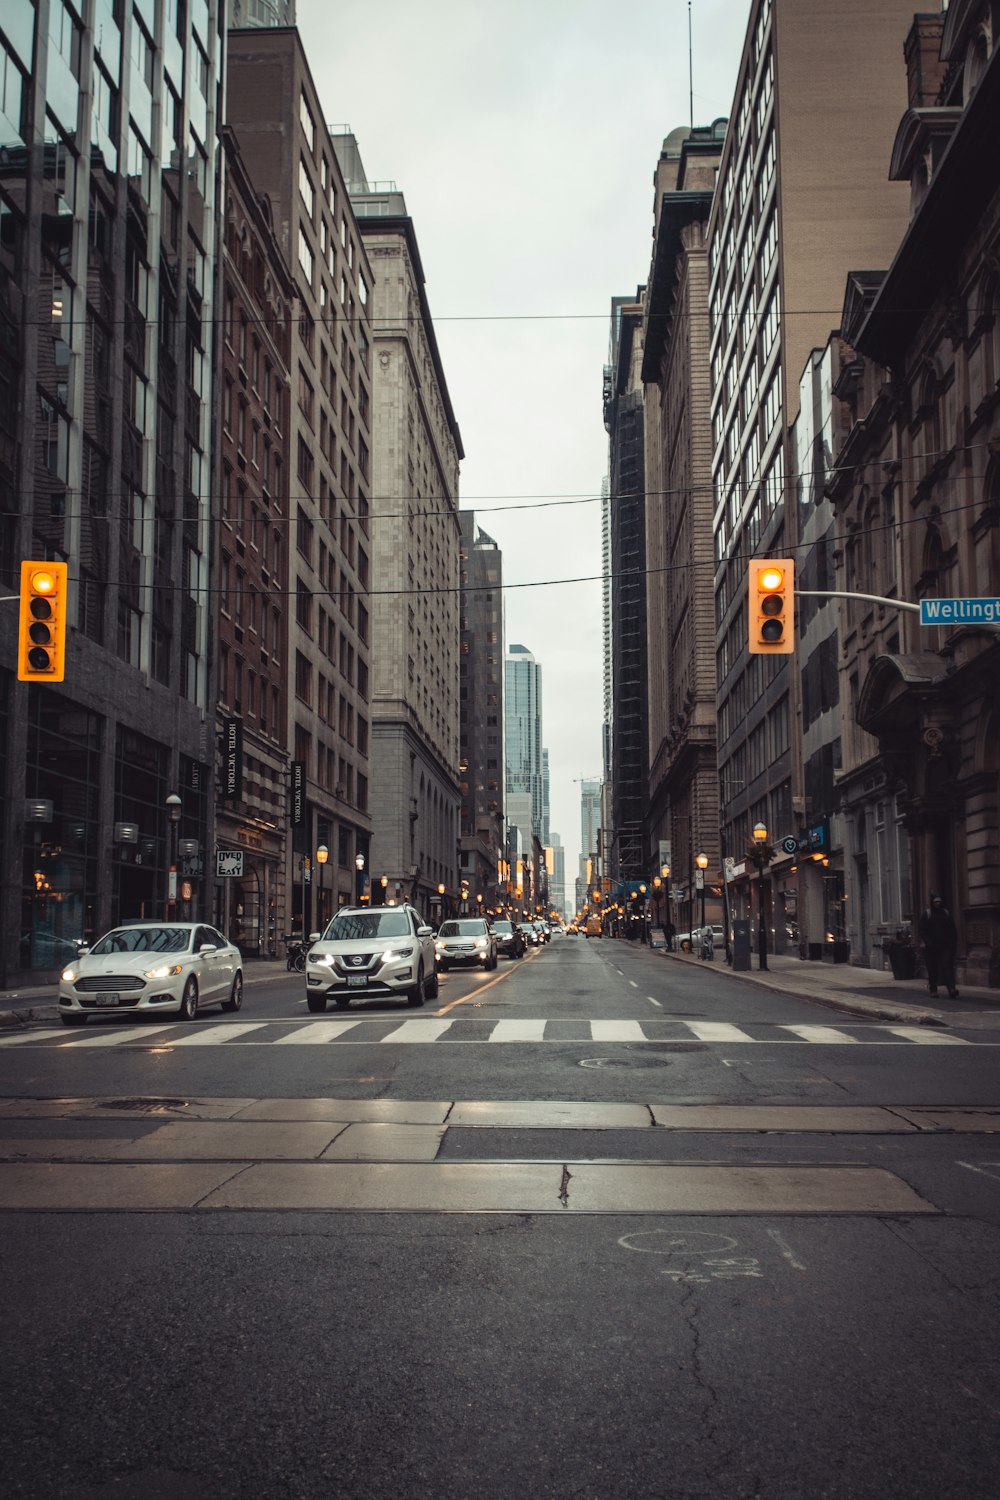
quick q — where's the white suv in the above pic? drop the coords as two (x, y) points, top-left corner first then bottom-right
(305, 905), (437, 1011)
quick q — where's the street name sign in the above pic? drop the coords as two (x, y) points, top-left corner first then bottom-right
(920, 597), (1000, 626)
(216, 849), (244, 878)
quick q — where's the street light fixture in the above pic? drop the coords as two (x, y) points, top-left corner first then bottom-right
(316, 844), (328, 931)
(751, 822), (769, 971)
(355, 851), (365, 903)
(165, 794), (181, 919)
(696, 852), (709, 958)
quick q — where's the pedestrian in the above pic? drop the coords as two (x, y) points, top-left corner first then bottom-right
(663, 920), (675, 952)
(918, 894), (959, 998)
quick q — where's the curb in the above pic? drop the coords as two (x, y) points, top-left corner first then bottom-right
(655, 949), (947, 1026)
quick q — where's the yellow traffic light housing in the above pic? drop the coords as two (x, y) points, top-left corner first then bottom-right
(18, 561), (68, 682)
(749, 558), (794, 654)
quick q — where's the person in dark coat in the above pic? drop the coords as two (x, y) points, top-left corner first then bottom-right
(919, 895), (959, 998)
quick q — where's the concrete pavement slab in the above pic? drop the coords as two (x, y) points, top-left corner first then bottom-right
(0, 1161), (248, 1209)
(648, 1105), (916, 1132)
(564, 1163), (937, 1214)
(318, 1123), (446, 1160)
(447, 1100), (653, 1129)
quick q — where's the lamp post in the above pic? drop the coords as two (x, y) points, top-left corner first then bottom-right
(437, 882), (446, 924)
(316, 845), (328, 931)
(696, 853), (709, 957)
(660, 863), (672, 948)
(355, 851), (365, 904)
(751, 822), (770, 971)
(638, 882), (647, 943)
(165, 794), (181, 920)
(379, 875), (388, 906)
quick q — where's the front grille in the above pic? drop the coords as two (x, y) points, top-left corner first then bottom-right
(75, 975), (145, 993)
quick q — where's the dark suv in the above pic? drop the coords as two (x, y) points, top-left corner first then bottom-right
(492, 918), (526, 960)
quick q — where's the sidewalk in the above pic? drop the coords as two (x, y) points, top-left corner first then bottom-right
(653, 943), (1000, 1028)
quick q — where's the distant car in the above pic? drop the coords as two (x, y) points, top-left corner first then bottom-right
(521, 922), (541, 947)
(492, 918), (525, 960)
(58, 922), (243, 1026)
(436, 917), (498, 972)
(306, 904), (437, 1011)
(584, 916), (602, 938)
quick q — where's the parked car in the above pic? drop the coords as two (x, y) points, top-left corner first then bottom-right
(492, 918), (526, 959)
(58, 922), (243, 1026)
(521, 921), (541, 947)
(306, 904), (437, 1011)
(435, 917), (498, 972)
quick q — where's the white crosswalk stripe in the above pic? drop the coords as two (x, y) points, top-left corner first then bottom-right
(0, 1018), (981, 1049)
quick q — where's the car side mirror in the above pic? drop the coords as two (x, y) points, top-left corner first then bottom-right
(417, 925), (433, 937)
(308, 932), (321, 942)
(199, 943), (217, 953)
(77, 946), (90, 957)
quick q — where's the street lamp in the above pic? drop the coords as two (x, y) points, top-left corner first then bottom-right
(165, 793), (181, 920)
(696, 853), (709, 957)
(355, 851), (365, 903)
(751, 822), (770, 971)
(437, 882), (446, 924)
(316, 845), (328, 931)
(379, 874), (388, 906)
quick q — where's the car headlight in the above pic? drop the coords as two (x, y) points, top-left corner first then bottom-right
(435, 941), (445, 952)
(381, 945), (415, 964)
(474, 938), (487, 948)
(143, 963), (184, 980)
(310, 952), (335, 967)
(61, 966), (79, 983)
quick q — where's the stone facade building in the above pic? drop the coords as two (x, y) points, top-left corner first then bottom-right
(332, 136), (463, 922)
(227, 30), (375, 931)
(828, 6), (1000, 986)
(212, 129), (295, 952)
(641, 122), (725, 939)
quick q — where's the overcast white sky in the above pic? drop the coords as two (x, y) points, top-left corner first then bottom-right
(296, 0), (749, 889)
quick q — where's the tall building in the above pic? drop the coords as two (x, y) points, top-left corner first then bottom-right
(212, 128), (295, 951)
(709, 0), (917, 955)
(547, 836), (566, 921)
(226, 29), (375, 930)
(576, 777), (602, 913)
(505, 643), (544, 840)
(603, 294), (649, 888)
(457, 513), (505, 910)
(0, 0), (225, 981)
(332, 134), (464, 921)
(641, 122), (725, 931)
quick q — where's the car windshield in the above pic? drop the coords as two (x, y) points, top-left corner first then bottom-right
(438, 920), (487, 937)
(324, 911), (410, 941)
(493, 921), (514, 933)
(91, 927), (190, 955)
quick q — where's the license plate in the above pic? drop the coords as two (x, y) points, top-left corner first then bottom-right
(346, 974), (368, 988)
(95, 994), (120, 1006)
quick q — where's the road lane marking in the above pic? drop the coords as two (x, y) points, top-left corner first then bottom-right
(781, 1025), (858, 1044)
(273, 1021), (362, 1044)
(489, 1020), (547, 1043)
(685, 1022), (755, 1043)
(379, 1020), (454, 1043)
(885, 1026), (970, 1044)
(590, 1021), (646, 1042)
(59, 1026), (177, 1048)
(647, 997), (662, 1007)
(167, 1023), (272, 1047)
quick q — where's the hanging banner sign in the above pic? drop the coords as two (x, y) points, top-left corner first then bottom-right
(222, 717), (243, 801)
(290, 760), (306, 827)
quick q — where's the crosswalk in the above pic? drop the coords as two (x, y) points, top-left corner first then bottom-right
(0, 1017), (984, 1048)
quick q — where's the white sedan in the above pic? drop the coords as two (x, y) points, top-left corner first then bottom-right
(58, 922), (243, 1026)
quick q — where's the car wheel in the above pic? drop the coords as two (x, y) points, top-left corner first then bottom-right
(221, 971), (243, 1012)
(425, 969), (439, 1000)
(178, 977), (199, 1022)
(60, 1013), (87, 1027)
(308, 992), (328, 1013)
(407, 965), (425, 1006)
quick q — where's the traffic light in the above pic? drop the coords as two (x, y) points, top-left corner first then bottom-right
(17, 561), (68, 682)
(748, 558), (794, 654)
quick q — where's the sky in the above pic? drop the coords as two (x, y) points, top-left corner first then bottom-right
(295, 0), (750, 890)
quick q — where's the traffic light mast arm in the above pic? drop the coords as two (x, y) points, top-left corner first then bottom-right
(794, 590), (920, 614)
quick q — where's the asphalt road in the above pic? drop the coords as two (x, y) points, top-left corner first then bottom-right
(2, 935), (1000, 1499)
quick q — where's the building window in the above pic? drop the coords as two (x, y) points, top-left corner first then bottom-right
(299, 91), (315, 152)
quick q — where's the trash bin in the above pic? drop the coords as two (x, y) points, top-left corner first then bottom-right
(732, 918), (752, 971)
(887, 941), (917, 980)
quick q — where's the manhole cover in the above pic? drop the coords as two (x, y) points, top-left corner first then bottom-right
(101, 1098), (191, 1112)
(578, 1044), (708, 1070)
